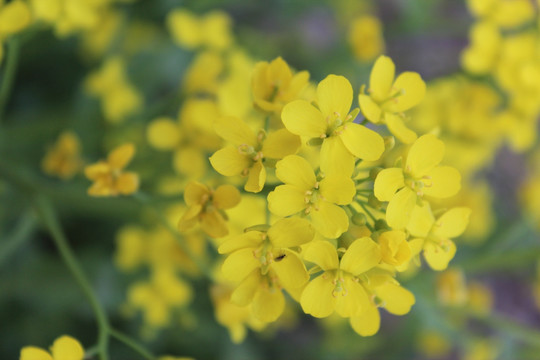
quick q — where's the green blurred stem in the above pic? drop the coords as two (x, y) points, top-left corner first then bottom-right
(0, 38), (20, 124)
(34, 195), (110, 360)
(0, 212), (36, 266)
(110, 329), (156, 360)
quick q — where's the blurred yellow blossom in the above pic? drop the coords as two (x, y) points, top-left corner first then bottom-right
(348, 15), (384, 62)
(20, 335), (84, 360)
(42, 131), (83, 180)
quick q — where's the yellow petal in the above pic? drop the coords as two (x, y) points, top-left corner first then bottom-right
(107, 143), (135, 170)
(350, 304), (380, 336)
(245, 161), (266, 193)
(0, 0), (31, 35)
(339, 123), (385, 161)
(271, 249), (308, 290)
(146, 117), (180, 150)
(423, 166), (461, 198)
(221, 248), (260, 282)
(166, 9), (201, 48)
(387, 72), (426, 113)
(378, 230), (411, 266)
(231, 269), (260, 306)
(374, 167), (404, 202)
(268, 217), (314, 248)
(319, 174), (355, 205)
(300, 275), (336, 318)
(303, 240), (339, 270)
(218, 231), (263, 254)
(210, 146), (250, 177)
(424, 240), (456, 271)
(281, 100), (327, 138)
(84, 162), (110, 180)
(340, 237), (381, 275)
(316, 75), (353, 119)
(386, 187), (417, 230)
(184, 181), (209, 206)
(116, 172), (139, 195)
(359, 94), (382, 123)
(369, 55), (395, 102)
(384, 113), (417, 144)
(20, 347), (53, 360)
(178, 204), (201, 232)
(262, 129), (301, 159)
(335, 277), (370, 317)
(200, 211), (228, 238)
(433, 207), (471, 239)
(376, 282), (415, 315)
(50, 336), (84, 360)
(267, 185), (306, 217)
(310, 201), (349, 239)
(320, 136), (355, 176)
(214, 116), (257, 146)
(405, 134), (444, 178)
(407, 203), (434, 238)
(274, 155), (315, 190)
(213, 184), (241, 209)
(252, 287), (285, 322)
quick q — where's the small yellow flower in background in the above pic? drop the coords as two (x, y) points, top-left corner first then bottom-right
(463, 338), (499, 360)
(359, 55), (426, 144)
(20, 335), (84, 360)
(219, 217), (314, 322)
(84, 143), (139, 197)
(0, 0), (32, 37)
(182, 51), (224, 95)
(407, 203), (470, 270)
(348, 15), (385, 62)
(467, 0), (535, 28)
(417, 331), (451, 359)
(461, 21), (501, 75)
(374, 134), (461, 230)
(467, 281), (493, 315)
(300, 238), (381, 318)
(251, 57), (310, 115)
(283, 74), (384, 175)
(42, 131), (83, 180)
(210, 116), (301, 192)
(178, 181), (240, 238)
(436, 268), (468, 306)
(268, 155), (355, 239)
(85, 56), (143, 123)
(167, 8), (233, 50)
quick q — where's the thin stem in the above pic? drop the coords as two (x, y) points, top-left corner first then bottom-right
(0, 211), (36, 266)
(34, 195), (110, 360)
(110, 329), (156, 360)
(0, 37), (20, 123)
(359, 202), (377, 224)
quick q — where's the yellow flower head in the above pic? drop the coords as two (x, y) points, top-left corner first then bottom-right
(20, 335), (84, 360)
(84, 143), (139, 197)
(348, 15), (385, 62)
(0, 0), (31, 37)
(377, 230), (411, 267)
(268, 155), (356, 239)
(42, 131), (83, 180)
(374, 134), (462, 229)
(300, 238), (381, 318)
(178, 181), (240, 238)
(210, 116), (301, 192)
(219, 217), (314, 322)
(283, 74), (384, 175)
(252, 57), (310, 115)
(359, 55), (426, 144)
(407, 203), (471, 271)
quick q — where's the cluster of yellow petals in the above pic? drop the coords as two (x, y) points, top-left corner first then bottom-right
(42, 131), (83, 180)
(20, 335), (84, 360)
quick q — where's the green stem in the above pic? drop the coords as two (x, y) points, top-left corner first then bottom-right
(34, 195), (110, 360)
(0, 211), (36, 266)
(0, 37), (20, 124)
(359, 202), (377, 224)
(110, 329), (156, 360)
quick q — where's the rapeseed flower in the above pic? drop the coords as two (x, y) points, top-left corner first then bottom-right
(42, 131), (83, 180)
(20, 335), (84, 360)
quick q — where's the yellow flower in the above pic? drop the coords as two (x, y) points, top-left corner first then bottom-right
(374, 134), (461, 229)
(349, 281), (415, 336)
(178, 181), (240, 238)
(359, 55), (426, 144)
(42, 131), (83, 180)
(300, 238), (381, 318)
(0, 0), (31, 37)
(167, 8), (233, 50)
(252, 57), (310, 115)
(436, 268), (468, 306)
(407, 203), (471, 271)
(377, 230), (411, 267)
(268, 155), (355, 239)
(84, 143), (139, 197)
(348, 15), (385, 62)
(182, 51), (224, 95)
(210, 116), (301, 192)
(282, 74), (384, 175)
(219, 217), (314, 322)
(20, 335), (84, 360)
(461, 21), (501, 75)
